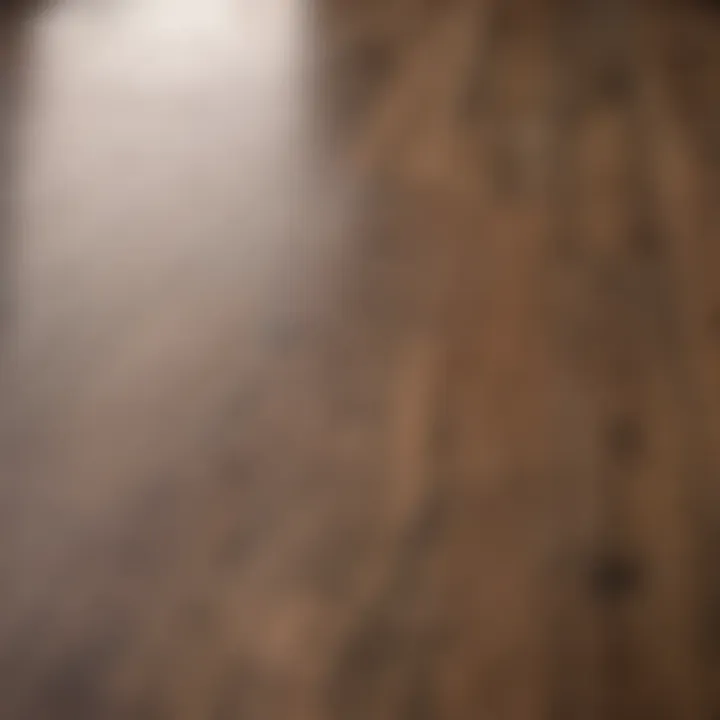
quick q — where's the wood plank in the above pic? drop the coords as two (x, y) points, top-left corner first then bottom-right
(635, 0), (720, 714)
(548, 0), (709, 716)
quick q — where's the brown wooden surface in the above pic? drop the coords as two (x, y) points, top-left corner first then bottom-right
(0, 0), (719, 718)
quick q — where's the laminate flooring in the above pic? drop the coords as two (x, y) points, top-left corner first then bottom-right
(0, 0), (719, 717)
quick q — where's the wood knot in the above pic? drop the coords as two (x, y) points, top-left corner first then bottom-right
(589, 553), (644, 602)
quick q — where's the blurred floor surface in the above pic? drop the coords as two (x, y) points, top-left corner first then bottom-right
(1, 0), (720, 717)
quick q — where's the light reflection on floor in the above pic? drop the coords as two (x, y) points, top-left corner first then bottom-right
(14, 0), (351, 380)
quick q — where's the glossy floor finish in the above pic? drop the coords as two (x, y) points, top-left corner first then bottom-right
(1, 0), (719, 717)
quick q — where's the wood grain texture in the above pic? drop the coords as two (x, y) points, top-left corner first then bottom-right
(0, 0), (718, 718)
